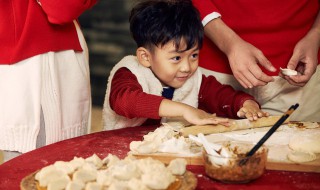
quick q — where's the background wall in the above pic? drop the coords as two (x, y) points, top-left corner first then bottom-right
(79, 0), (137, 106)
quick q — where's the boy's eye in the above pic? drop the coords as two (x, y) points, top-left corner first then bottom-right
(172, 56), (181, 61)
(191, 53), (198, 59)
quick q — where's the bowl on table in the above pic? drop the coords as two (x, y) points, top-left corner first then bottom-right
(202, 141), (268, 184)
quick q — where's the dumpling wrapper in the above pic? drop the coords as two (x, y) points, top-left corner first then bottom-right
(280, 68), (298, 76)
(287, 151), (317, 163)
(35, 165), (67, 187)
(167, 158), (187, 175)
(73, 168), (97, 183)
(65, 180), (85, 190)
(47, 175), (71, 190)
(85, 154), (103, 169)
(289, 133), (320, 153)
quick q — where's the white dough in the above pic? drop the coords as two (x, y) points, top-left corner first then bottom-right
(287, 151), (317, 163)
(280, 67), (298, 76)
(85, 154), (103, 168)
(289, 133), (320, 153)
(35, 154), (184, 190)
(167, 158), (187, 175)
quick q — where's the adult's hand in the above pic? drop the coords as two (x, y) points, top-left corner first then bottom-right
(281, 15), (320, 87)
(204, 18), (276, 88)
(226, 38), (276, 88)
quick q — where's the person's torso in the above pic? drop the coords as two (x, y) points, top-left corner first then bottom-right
(0, 0), (81, 64)
(200, 0), (320, 75)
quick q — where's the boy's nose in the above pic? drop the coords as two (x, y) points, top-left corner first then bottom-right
(180, 60), (191, 72)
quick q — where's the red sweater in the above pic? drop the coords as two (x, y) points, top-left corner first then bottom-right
(193, 0), (320, 76)
(109, 68), (256, 125)
(0, 0), (97, 64)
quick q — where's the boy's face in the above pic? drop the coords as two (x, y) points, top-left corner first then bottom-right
(147, 40), (199, 88)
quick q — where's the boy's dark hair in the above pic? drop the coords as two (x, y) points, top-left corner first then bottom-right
(129, 0), (203, 52)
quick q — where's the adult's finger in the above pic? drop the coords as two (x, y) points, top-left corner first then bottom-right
(233, 70), (253, 88)
(287, 52), (300, 70)
(284, 76), (306, 87)
(256, 51), (276, 72)
(247, 64), (273, 86)
(286, 62), (316, 86)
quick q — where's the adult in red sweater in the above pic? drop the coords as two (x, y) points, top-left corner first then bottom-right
(103, 0), (268, 130)
(0, 0), (96, 162)
(193, 0), (320, 122)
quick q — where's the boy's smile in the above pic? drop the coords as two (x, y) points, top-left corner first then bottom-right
(144, 40), (199, 88)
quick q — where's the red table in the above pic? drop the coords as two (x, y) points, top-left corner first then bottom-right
(0, 125), (319, 190)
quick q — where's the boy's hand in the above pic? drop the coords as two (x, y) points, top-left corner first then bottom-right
(159, 99), (229, 126)
(183, 107), (229, 126)
(237, 100), (269, 121)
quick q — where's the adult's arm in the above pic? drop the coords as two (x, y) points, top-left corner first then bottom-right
(193, 0), (276, 88)
(192, 0), (220, 25)
(285, 11), (320, 86)
(37, 0), (98, 24)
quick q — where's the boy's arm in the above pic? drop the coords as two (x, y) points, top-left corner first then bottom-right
(110, 68), (228, 125)
(110, 68), (163, 119)
(198, 75), (257, 118)
(159, 99), (228, 126)
(237, 100), (269, 121)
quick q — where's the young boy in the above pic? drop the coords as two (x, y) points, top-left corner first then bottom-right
(103, 0), (269, 130)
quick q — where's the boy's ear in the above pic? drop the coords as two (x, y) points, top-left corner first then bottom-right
(136, 47), (151, 67)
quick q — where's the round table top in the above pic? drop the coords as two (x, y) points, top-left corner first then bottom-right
(0, 125), (319, 190)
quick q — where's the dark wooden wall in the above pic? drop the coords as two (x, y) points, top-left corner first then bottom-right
(79, 0), (136, 106)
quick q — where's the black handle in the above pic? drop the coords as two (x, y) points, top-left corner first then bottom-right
(239, 103), (299, 165)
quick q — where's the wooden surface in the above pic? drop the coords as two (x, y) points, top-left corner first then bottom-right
(133, 152), (320, 173)
(180, 116), (287, 136)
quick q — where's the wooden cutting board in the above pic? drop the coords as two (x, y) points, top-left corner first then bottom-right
(133, 121), (320, 173)
(133, 148), (320, 173)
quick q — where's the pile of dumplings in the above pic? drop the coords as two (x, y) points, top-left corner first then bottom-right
(34, 154), (187, 190)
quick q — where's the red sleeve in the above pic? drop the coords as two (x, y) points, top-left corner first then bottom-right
(192, 0), (219, 20)
(38, 0), (97, 24)
(109, 68), (164, 119)
(198, 75), (257, 118)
